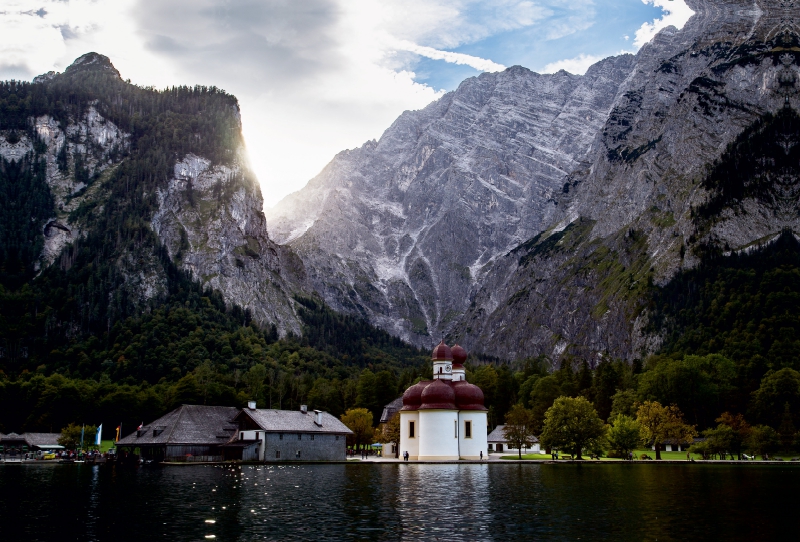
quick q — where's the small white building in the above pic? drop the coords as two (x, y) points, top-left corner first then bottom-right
(487, 424), (544, 454)
(399, 342), (488, 460)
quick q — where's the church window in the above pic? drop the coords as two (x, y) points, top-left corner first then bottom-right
(276, 450), (281, 459)
(409, 421), (415, 438)
(465, 421), (472, 439)
(454, 420), (458, 438)
(298, 434), (302, 440)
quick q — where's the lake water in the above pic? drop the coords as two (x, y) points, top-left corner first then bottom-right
(1, 462), (798, 541)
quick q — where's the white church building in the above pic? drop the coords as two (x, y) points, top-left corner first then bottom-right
(399, 341), (488, 460)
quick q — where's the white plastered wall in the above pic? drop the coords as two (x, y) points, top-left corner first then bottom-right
(419, 410), (459, 460)
(399, 411), (419, 460)
(458, 411), (488, 459)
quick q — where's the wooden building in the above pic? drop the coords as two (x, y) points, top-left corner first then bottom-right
(0, 432), (62, 454)
(116, 405), (240, 462)
(116, 403), (352, 463)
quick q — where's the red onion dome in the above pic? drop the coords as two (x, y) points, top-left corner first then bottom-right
(419, 379), (456, 410)
(453, 381), (487, 411)
(451, 344), (467, 365)
(431, 340), (453, 361)
(401, 380), (429, 411)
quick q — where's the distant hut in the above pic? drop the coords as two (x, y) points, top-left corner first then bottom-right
(22, 433), (63, 452)
(487, 424), (542, 455)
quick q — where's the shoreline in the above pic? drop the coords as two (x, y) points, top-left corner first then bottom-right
(4, 459), (799, 467)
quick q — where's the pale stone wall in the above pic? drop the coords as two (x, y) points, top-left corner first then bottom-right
(399, 411), (419, 460)
(458, 411), (488, 459)
(418, 410), (458, 460)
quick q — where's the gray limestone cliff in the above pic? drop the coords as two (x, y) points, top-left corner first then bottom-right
(150, 153), (306, 334)
(266, 55), (637, 346)
(267, 0), (800, 360)
(459, 0), (800, 362)
(2, 53), (307, 336)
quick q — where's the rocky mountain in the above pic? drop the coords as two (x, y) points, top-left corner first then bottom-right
(0, 53), (306, 340)
(266, 53), (637, 346)
(460, 0), (800, 362)
(268, 0), (800, 362)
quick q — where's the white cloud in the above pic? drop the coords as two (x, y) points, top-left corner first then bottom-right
(634, 0), (695, 48)
(395, 41), (506, 73)
(0, 0), (679, 209)
(542, 54), (604, 75)
(542, 1), (694, 78)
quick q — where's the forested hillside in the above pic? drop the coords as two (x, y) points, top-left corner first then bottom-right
(0, 55), (428, 436)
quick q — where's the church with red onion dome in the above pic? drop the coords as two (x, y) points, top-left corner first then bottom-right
(399, 341), (488, 460)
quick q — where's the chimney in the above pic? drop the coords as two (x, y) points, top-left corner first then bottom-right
(300, 405), (308, 414)
(247, 401), (256, 410)
(314, 410), (323, 426)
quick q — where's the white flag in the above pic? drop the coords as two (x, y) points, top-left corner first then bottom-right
(95, 424), (103, 446)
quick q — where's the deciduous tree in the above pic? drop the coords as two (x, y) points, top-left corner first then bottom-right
(751, 368), (800, 427)
(607, 415), (641, 458)
(540, 396), (607, 460)
(503, 404), (537, 459)
(636, 401), (696, 460)
(58, 423), (98, 450)
(716, 412), (752, 460)
(746, 425), (780, 459)
(340, 408), (374, 451)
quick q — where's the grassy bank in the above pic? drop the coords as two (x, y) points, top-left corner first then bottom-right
(499, 449), (800, 461)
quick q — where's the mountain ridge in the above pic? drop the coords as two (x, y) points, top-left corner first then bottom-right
(266, 55), (638, 347)
(266, 0), (800, 363)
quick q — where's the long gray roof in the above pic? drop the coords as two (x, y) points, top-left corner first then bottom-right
(487, 425), (539, 444)
(23, 433), (62, 446)
(117, 405), (239, 446)
(236, 409), (353, 434)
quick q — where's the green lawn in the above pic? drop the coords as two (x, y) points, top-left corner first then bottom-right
(500, 449), (800, 461)
(100, 440), (116, 452)
(500, 450), (701, 461)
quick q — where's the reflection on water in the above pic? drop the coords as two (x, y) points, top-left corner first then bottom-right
(1, 463), (799, 541)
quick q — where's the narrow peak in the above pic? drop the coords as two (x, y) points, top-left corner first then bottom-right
(64, 52), (121, 78)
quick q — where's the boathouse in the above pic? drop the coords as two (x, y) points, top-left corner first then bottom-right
(116, 403), (352, 462)
(116, 405), (240, 462)
(232, 403), (352, 461)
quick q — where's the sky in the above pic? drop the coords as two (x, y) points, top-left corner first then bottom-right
(0, 0), (694, 208)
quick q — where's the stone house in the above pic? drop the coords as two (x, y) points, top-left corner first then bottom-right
(233, 403), (352, 461)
